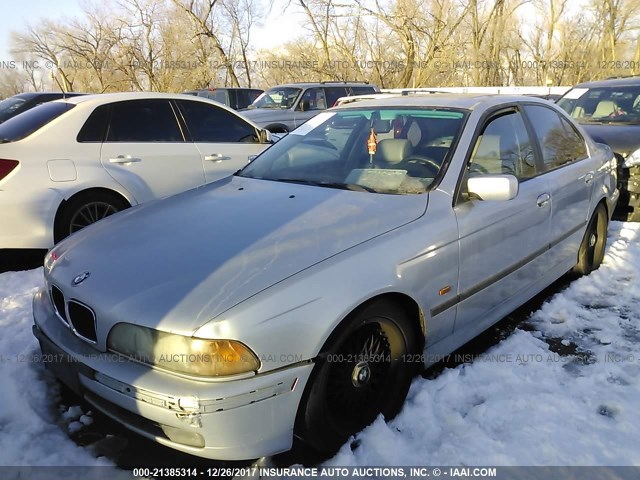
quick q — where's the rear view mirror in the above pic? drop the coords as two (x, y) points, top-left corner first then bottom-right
(372, 119), (392, 133)
(467, 175), (518, 201)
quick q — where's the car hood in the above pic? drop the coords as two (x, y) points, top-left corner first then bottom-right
(240, 108), (289, 123)
(580, 124), (640, 156)
(48, 176), (427, 339)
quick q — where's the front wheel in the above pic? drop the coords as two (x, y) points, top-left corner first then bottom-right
(573, 203), (608, 275)
(54, 191), (129, 243)
(295, 299), (420, 455)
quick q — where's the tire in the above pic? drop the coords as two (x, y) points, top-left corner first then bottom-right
(573, 203), (608, 275)
(54, 191), (129, 243)
(295, 299), (420, 455)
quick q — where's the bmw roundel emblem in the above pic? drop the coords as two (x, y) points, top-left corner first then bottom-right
(72, 271), (91, 286)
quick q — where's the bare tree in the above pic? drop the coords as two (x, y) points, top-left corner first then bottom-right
(10, 23), (75, 91)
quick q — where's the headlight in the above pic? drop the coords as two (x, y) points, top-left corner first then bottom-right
(107, 323), (260, 377)
(623, 149), (640, 168)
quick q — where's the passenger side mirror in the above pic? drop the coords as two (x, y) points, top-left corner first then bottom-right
(467, 175), (519, 201)
(257, 128), (272, 144)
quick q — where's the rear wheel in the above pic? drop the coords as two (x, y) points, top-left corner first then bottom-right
(573, 203), (608, 275)
(295, 299), (420, 455)
(54, 191), (129, 243)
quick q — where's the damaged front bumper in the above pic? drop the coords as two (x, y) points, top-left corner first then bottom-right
(32, 288), (313, 460)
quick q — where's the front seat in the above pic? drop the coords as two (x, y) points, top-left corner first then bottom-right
(593, 100), (617, 117)
(374, 138), (413, 168)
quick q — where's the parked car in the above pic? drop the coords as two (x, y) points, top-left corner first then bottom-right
(0, 92), (273, 249)
(557, 76), (640, 221)
(182, 87), (263, 110)
(34, 95), (617, 461)
(0, 92), (85, 124)
(240, 81), (379, 133)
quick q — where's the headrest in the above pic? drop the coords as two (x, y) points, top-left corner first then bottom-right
(374, 139), (413, 165)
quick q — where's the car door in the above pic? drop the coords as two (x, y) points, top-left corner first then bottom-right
(522, 104), (595, 265)
(174, 99), (268, 183)
(99, 99), (205, 204)
(453, 108), (551, 334)
(292, 87), (328, 128)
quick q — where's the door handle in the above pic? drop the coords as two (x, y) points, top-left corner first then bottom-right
(536, 193), (550, 208)
(109, 155), (141, 164)
(204, 153), (231, 162)
(584, 172), (594, 185)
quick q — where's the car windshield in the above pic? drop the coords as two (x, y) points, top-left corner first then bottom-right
(0, 97), (26, 122)
(249, 87), (302, 109)
(238, 107), (467, 195)
(558, 85), (640, 124)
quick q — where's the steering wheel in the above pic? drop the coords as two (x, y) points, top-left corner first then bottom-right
(403, 156), (440, 176)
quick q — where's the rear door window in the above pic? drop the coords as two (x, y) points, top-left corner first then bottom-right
(325, 87), (348, 107)
(351, 86), (377, 95)
(524, 105), (587, 169)
(0, 102), (75, 142)
(105, 100), (183, 142)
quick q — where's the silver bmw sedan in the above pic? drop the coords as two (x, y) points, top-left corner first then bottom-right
(33, 94), (618, 460)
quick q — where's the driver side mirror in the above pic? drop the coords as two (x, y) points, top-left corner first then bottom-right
(467, 174), (519, 201)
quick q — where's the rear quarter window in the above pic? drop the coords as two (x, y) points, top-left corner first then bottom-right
(0, 102), (75, 142)
(351, 86), (377, 95)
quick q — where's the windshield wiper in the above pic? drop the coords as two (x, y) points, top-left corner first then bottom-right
(271, 178), (378, 193)
(577, 118), (610, 124)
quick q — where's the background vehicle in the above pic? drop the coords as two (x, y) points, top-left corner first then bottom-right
(0, 92), (85, 124)
(0, 92), (273, 249)
(34, 95), (616, 462)
(558, 76), (640, 221)
(182, 87), (263, 110)
(240, 81), (379, 133)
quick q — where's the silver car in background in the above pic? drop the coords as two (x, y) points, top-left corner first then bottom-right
(33, 95), (618, 460)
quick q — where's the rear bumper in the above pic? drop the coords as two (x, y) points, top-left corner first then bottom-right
(0, 188), (61, 249)
(32, 289), (313, 460)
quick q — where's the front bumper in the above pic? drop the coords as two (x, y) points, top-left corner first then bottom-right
(32, 289), (313, 460)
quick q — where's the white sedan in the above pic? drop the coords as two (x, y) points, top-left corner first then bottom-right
(0, 92), (273, 248)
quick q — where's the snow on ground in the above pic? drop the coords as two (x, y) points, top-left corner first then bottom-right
(0, 222), (638, 467)
(0, 269), (107, 467)
(329, 222), (640, 466)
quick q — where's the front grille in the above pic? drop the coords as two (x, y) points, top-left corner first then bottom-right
(49, 285), (97, 344)
(67, 300), (97, 343)
(51, 285), (68, 324)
